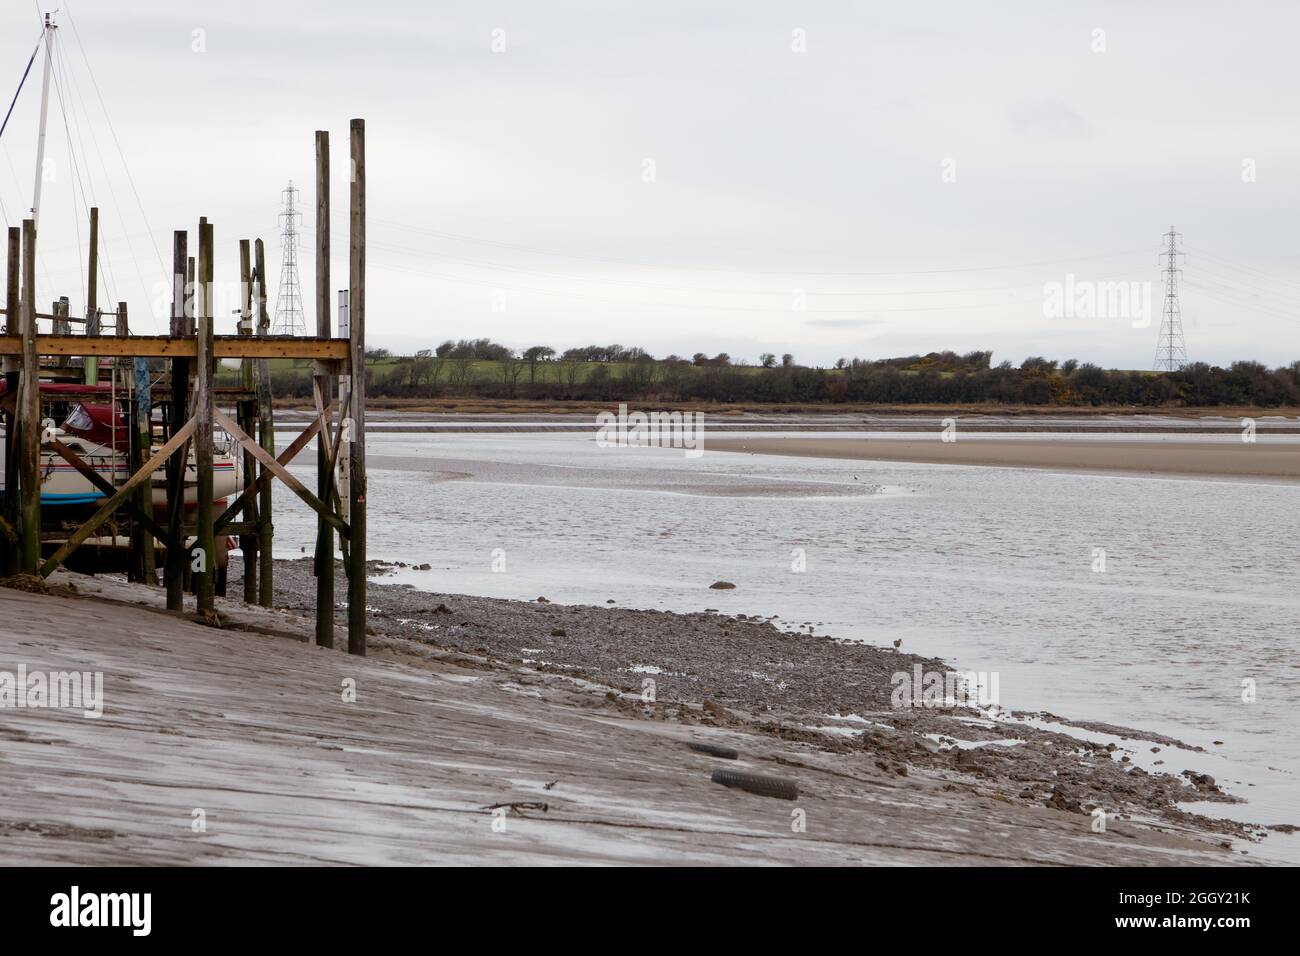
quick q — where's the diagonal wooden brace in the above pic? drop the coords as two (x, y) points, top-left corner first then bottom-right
(213, 407), (349, 538)
(213, 408), (340, 536)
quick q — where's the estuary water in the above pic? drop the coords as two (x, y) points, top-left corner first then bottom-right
(268, 430), (1300, 861)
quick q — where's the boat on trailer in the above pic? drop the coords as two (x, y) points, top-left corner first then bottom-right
(0, 382), (240, 509)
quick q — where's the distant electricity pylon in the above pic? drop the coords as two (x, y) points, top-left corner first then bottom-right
(273, 181), (306, 336)
(1154, 225), (1187, 372)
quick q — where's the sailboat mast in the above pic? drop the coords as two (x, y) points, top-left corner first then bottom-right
(30, 13), (56, 230)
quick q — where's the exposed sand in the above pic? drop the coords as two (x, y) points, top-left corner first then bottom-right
(707, 436), (1300, 480)
(0, 566), (1265, 865)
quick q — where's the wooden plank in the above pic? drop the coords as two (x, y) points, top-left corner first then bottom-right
(38, 418), (196, 577)
(0, 335), (350, 360)
(18, 219), (39, 573)
(195, 220), (215, 613)
(213, 408), (348, 537)
(314, 129), (334, 648)
(347, 118), (367, 656)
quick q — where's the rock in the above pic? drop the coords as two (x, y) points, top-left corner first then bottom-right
(702, 699), (726, 717)
(414, 563), (431, 571)
(709, 581), (736, 590)
(431, 603), (451, 614)
(1046, 786), (1082, 813)
(536, 596), (550, 603)
(550, 628), (566, 637)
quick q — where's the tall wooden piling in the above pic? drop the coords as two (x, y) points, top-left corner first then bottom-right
(85, 207), (98, 385)
(347, 119), (367, 656)
(18, 219), (40, 574)
(2, 227), (19, 575)
(314, 130), (334, 647)
(253, 238), (274, 608)
(238, 239), (259, 603)
(164, 230), (189, 610)
(133, 350), (156, 583)
(194, 220), (215, 613)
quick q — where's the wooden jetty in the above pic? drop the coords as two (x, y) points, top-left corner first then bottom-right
(0, 120), (370, 655)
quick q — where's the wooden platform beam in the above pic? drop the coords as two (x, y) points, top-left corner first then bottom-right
(0, 334), (351, 361)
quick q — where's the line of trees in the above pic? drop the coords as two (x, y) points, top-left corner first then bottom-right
(259, 342), (1300, 407)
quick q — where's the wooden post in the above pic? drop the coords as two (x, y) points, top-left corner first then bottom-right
(52, 296), (69, 367)
(238, 239), (259, 603)
(253, 238), (274, 608)
(195, 221), (215, 613)
(18, 219), (39, 574)
(133, 351), (156, 583)
(337, 289), (350, 512)
(347, 119), (367, 656)
(314, 130), (334, 647)
(164, 230), (189, 610)
(116, 301), (128, 337)
(2, 227), (19, 576)
(85, 206), (98, 385)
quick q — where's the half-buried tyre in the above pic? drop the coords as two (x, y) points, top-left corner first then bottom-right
(688, 742), (739, 760)
(710, 769), (798, 800)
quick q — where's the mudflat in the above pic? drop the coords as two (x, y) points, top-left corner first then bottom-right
(0, 565), (1265, 865)
(707, 436), (1300, 480)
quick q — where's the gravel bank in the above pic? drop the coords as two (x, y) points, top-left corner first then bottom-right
(223, 558), (1272, 851)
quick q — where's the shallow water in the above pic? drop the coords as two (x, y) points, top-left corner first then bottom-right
(268, 430), (1300, 862)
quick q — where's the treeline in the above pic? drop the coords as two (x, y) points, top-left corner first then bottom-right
(262, 343), (1300, 407)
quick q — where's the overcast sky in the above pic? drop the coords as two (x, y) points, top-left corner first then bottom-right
(2, 0), (1299, 368)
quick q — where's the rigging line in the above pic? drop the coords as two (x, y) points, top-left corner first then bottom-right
(365, 216), (1149, 278)
(51, 32), (87, 309)
(0, 30), (43, 143)
(53, 32), (113, 310)
(62, 3), (167, 298)
(0, 140), (56, 295)
(56, 31), (118, 308)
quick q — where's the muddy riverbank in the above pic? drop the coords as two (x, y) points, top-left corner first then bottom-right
(227, 559), (1273, 854)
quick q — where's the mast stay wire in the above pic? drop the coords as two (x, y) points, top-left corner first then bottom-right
(55, 24), (123, 314)
(62, 3), (168, 306)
